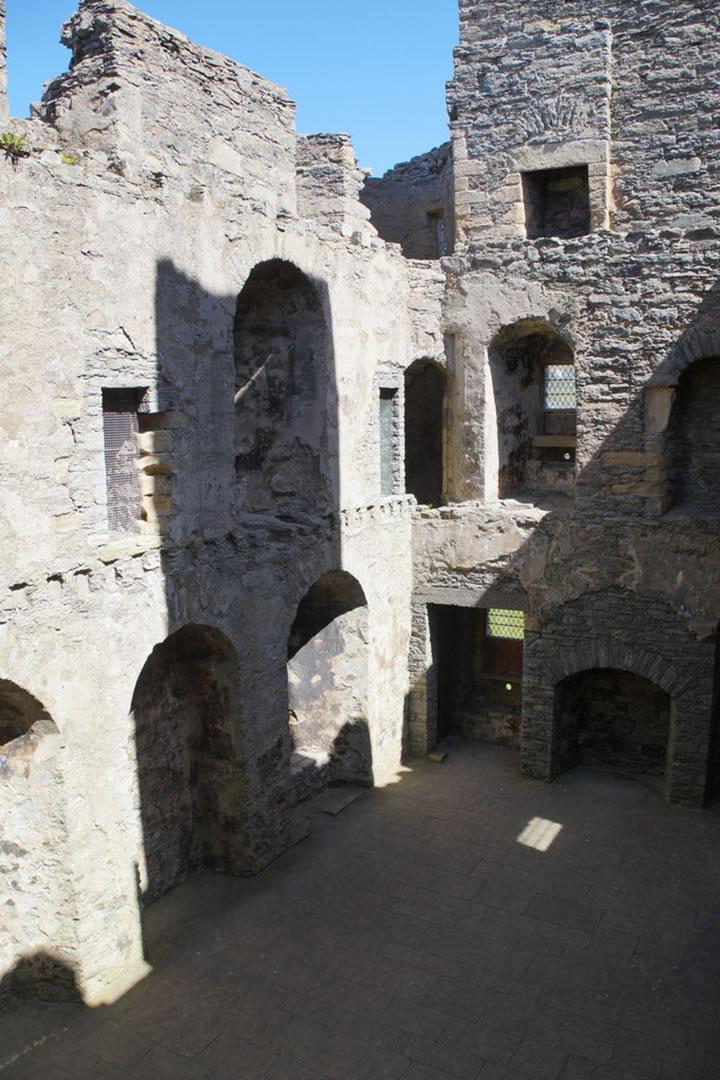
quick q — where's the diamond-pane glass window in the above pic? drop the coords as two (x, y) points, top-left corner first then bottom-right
(486, 608), (524, 640)
(544, 365), (576, 410)
(103, 389), (141, 530)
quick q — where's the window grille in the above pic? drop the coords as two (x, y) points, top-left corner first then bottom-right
(486, 608), (524, 640)
(103, 389), (141, 530)
(544, 365), (576, 410)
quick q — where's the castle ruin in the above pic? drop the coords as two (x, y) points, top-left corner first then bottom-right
(1, 0), (719, 1007)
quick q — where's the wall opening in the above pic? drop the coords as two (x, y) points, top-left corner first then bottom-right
(404, 359), (445, 506)
(554, 668), (670, 779)
(489, 319), (576, 498)
(233, 259), (331, 517)
(102, 388), (144, 530)
(522, 165), (590, 239)
(379, 387), (398, 496)
(667, 357), (720, 510)
(431, 604), (524, 748)
(130, 625), (246, 903)
(287, 571), (371, 800)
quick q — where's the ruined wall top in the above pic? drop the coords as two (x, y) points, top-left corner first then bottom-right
(450, 0), (720, 243)
(36, 0), (298, 216)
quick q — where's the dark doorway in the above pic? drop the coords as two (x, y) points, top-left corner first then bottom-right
(431, 604), (524, 747)
(405, 359), (445, 505)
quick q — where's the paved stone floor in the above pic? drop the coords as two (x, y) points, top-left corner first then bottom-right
(2, 738), (720, 1080)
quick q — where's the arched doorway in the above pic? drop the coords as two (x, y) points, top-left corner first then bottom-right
(287, 572), (371, 796)
(404, 358), (445, 506)
(233, 259), (333, 517)
(554, 668), (670, 778)
(488, 319), (576, 498)
(130, 625), (246, 902)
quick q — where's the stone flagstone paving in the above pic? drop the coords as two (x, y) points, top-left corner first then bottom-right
(2, 738), (720, 1080)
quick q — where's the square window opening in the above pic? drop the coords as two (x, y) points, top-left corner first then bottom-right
(522, 165), (590, 239)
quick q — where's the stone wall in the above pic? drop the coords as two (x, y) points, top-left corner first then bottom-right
(360, 143), (455, 259)
(0, 0), (422, 1005)
(449, 0), (720, 244)
(39, 0), (297, 218)
(296, 133), (372, 237)
(4, 0), (720, 1014)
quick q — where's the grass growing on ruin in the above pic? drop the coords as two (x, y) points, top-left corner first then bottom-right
(1, 133), (30, 165)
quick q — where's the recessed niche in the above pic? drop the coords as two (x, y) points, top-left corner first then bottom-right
(522, 165), (590, 239)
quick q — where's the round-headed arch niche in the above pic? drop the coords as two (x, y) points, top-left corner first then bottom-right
(488, 319), (576, 498)
(233, 259), (334, 518)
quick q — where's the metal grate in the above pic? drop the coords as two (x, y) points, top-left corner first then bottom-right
(544, 364), (576, 410)
(103, 390), (140, 530)
(486, 608), (525, 640)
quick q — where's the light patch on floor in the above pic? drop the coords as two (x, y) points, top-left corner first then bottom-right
(516, 816), (563, 851)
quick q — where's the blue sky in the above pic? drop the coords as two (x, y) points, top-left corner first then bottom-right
(6, 0), (458, 176)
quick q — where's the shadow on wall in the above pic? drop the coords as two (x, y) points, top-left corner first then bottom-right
(408, 283), (720, 810)
(0, 951), (82, 1007)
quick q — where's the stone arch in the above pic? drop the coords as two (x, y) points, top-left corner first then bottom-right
(488, 318), (576, 498)
(650, 326), (720, 388)
(0, 681), (74, 1003)
(287, 571), (371, 797)
(404, 357), (446, 506)
(130, 624), (247, 902)
(233, 258), (332, 517)
(537, 637), (689, 701)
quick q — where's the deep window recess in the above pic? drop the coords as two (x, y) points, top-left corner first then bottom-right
(379, 388), (397, 496)
(522, 166), (590, 239)
(102, 389), (143, 530)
